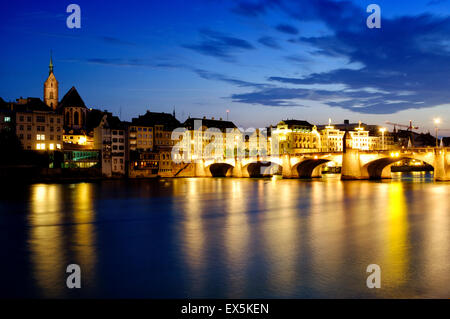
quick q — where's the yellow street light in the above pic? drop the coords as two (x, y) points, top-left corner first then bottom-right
(434, 118), (441, 147)
(379, 127), (386, 150)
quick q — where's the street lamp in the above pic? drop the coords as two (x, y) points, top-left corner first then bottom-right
(379, 127), (386, 150)
(434, 118), (441, 147)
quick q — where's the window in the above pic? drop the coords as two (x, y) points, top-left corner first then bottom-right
(19, 125), (24, 130)
(36, 116), (45, 123)
(49, 144), (54, 150)
(27, 134), (31, 140)
(37, 134), (45, 141)
(143, 128), (147, 132)
(27, 116), (32, 122)
(50, 135), (54, 140)
(19, 116), (24, 122)
(4, 117), (11, 122)
(27, 125), (31, 131)
(50, 118), (54, 123)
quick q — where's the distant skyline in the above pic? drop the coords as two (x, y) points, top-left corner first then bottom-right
(2, 0), (450, 133)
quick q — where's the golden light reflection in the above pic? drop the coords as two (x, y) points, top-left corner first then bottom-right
(384, 182), (409, 287)
(71, 183), (97, 286)
(422, 185), (450, 296)
(223, 180), (250, 296)
(309, 180), (346, 282)
(29, 183), (97, 297)
(261, 181), (300, 296)
(29, 184), (65, 298)
(180, 179), (206, 295)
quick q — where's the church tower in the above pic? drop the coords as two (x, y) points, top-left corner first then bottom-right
(44, 52), (58, 109)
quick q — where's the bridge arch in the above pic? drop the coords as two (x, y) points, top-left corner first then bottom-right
(362, 156), (433, 179)
(293, 158), (331, 178)
(207, 163), (234, 177)
(243, 161), (282, 177)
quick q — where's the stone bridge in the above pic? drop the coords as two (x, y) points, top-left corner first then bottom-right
(176, 147), (450, 181)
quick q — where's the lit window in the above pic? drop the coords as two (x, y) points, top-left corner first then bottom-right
(56, 144), (61, 149)
(49, 144), (55, 150)
(4, 117), (11, 122)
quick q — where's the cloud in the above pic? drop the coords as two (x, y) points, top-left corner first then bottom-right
(258, 36), (281, 49)
(231, 0), (280, 16)
(193, 69), (270, 88)
(182, 28), (254, 61)
(99, 36), (137, 46)
(275, 23), (299, 35)
(227, 0), (450, 114)
(64, 57), (186, 69)
(427, 0), (447, 5)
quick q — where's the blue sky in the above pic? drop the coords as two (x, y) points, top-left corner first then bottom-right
(1, 0), (450, 132)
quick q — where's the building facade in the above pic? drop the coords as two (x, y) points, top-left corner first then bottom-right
(14, 98), (63, 151)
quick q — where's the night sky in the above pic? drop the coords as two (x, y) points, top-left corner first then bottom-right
(1, 0), (450, 132)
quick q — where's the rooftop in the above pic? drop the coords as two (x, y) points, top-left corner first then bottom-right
(58, 87), (87, 109)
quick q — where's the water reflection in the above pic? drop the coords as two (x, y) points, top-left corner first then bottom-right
(28, 183), (97, 298)
(384, 183), (409, 289)
(1, 175), (447, 298)
(29, 184), (65, 298)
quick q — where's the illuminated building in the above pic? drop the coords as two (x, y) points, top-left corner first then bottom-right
(13, 98), (63, 151)
(129, 110), (181, 177)
(271, 120), (320, 155)
(57, 87), (90, 148)
(94, 113), (127, 176)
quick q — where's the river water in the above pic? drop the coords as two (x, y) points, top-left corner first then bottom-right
(0, 172), (449, 298)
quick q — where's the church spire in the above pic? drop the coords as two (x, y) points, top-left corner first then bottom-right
(44, 51), (58, 109)
(49, 50), (54, 74)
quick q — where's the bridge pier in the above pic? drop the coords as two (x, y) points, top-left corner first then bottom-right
(311, 165), (323, 178)
(282, 154), (293, 178)
(434, 149), (450, 181)
(231, 159), (244, 178)
(341, 149), (364, 180)
(380, 164), (393, 179)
